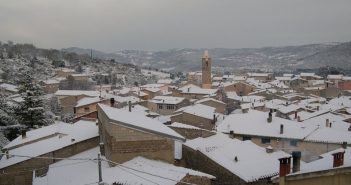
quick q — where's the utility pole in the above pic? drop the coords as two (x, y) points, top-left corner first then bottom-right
(98, 153), (103, 185)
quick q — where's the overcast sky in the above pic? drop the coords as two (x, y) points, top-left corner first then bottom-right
(0, 0), (350, 52)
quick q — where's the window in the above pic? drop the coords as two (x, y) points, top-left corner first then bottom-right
(290, 140), (298, 147)
(243, 136), (251, 141)
(158, 104), (163, 109)
(84, 107), (90, 112)
(261, 137), (271, 144)
(166, 104), (175, 110)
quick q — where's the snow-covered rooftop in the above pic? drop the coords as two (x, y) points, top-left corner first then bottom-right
(150, 96), (185, 105)
(33, 147), (214, 185)
(0, 120), (98, 169)
(54, 90), (99, 97)
(75, 97), (104, 107)
(185, 134), (289, 182)
(178, 84), (217, 95)
(98, 104), (185, 142)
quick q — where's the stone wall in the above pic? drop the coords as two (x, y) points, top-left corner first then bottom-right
(169, 127), (215, 139)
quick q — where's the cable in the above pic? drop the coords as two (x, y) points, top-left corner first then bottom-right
(102, 158), (198, 185)
(0, 152), (199, 185)
(0, 152), (98, 161)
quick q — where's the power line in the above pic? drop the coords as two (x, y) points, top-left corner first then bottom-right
(102, 158), (198, 185)
(0, 153), (199, 185)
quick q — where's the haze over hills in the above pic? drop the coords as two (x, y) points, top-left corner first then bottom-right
(62, 41), (351, 73)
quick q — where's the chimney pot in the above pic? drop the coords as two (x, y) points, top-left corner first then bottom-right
(342, 142), (347, 149)
(294, 111), (298, 119)
(267, 112), (272, 123)
(280, 124), (284, 134)
(279, 157), (291, 177)
(332, 151), (345, 168)
(229, 130), (234, 138)
(110, 98), (115, 107)
(292, 151), (301, 173)
(326, 119), (330, 127)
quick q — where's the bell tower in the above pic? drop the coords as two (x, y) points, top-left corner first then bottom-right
(202, 50), (212, 89)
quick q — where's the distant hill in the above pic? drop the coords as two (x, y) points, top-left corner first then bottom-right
(62, 41), (351, 72)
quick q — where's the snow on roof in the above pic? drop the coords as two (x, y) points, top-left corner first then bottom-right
(300, 73), (315, 77)
(291, 147), (351, 175)
(141, 83), (165, 89)
(275, 77), (292, 81)
(0, 83), (18, 92)
(185, 133), (289, 182)
(98, 104), (185, 142)
(169, 122), (204, 130)
(277, 104), (302, 114)
(247, 73), (272, 77)
(327, 75), (343, 80)
(321, 96), (351, 111)
(177, 104), (220, 120)
(195, 97), (225, 105)
(75, 97), (104, 107)
(33, 147), (214, 185)
(54, 90), (99, 97)
(264, 99), (287, 110)
(157, 79), (173, 84)
(217, 110), (316, 140)
(342, 76), (351, 81)
(150, 96), (185, 105)
(42, 79), (60, 84)
(121, 104), (159, 117)
(178, 84), (217, 95)
(143, 87), (161, 93)
(0, 120), (98, 169)
(226, 92), (265, 103)
(304, 127), (351, 144)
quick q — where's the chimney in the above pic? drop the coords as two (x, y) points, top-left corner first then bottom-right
(317, 106), (320, 111)
(332, 150), (345, 168)
(110, 98), (115, 107)
(297, 116), (301, 122)
(326, 119), (330, 127)
(279, 157), (291, 177)
(21, 130), (26, 139)
(187, 87), (190, 92)
(292, 151), (301, 173)
(267, 112), (272, 123)
(5, 150), (9, 159)
(348, 125), (351, 132)
(213, 114), (216, 124)
(71, 138), (75, 142)
(128, 101), (132, 112)
(266, 146), (273, 153)
(294, 111), (297, 119)
(229, 130), (235, 138)
(280, 124), (284, 134)
(342, 142), (347, 149)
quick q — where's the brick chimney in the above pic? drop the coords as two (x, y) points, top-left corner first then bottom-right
(332, 150), (345, 168)
(279, 157), (291, 177)
(280, 124), (284, 134)
(110, 98), (115, 107)
(292, 151), (301, 173)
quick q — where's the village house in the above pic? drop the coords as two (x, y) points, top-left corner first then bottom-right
(73, 96), (110, 118)
(183, 133), (290, 185)
(147, 95), (190, 115)
(273, 146), (351, 185)
(56, 68), (75, 78)
(39, 79), (60, 94)
(300, 73), (323, 81)
(97, 103), (186, 164)
(247, 72), (273, 82)
(195, 97), (226, 114)
(223, 81), (255, 96)
(54, 90), (100, 114)
(170, 104), (223, 130)
(217, 109), (351, 162)
(0, 120), (99, 185)
(172, 84), (218, 100)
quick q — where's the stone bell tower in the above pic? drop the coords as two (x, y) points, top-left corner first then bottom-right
(202, 50), (212, 89)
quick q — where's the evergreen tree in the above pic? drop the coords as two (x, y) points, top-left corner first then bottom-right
(15, 71), (47, 128)
(0, 95), (17, 126)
